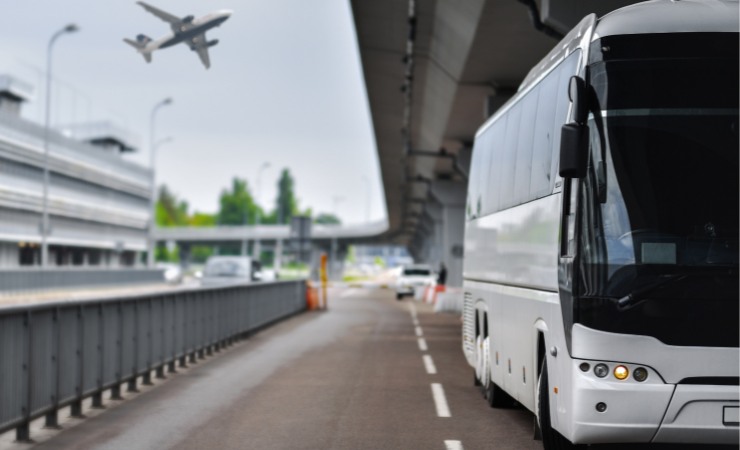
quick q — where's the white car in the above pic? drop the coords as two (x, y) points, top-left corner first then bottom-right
(201, 256), (259, 286)
(157, 263), (183, 284)
(395, 264), (436, 300)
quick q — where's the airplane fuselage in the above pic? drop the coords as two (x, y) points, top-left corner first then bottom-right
(143, 10), (231, 53)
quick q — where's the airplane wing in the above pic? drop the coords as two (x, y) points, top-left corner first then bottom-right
(190, 34), (211, 69)
(137, 2), (184, 33)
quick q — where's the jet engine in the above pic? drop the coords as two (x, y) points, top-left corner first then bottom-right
(182, 15), (195, 24)
(207, 40), (219, 47)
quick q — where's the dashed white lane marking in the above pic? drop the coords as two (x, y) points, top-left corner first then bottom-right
(423, 355), (437, 374)
(415, 326), (423, 337)
(409, 302), (418, 317)
(431, 383), (451, 417)
(444, 440), (464, 450)
(417, 338), (428, 351)
(412, 318), (419, 326)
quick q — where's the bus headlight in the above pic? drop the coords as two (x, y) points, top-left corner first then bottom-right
(633, 367), (648, 382)
(593, 363), (609, 378)
(613, 365), (629, 380)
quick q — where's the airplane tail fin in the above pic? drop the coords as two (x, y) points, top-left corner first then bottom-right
(123, 34), (153, 63)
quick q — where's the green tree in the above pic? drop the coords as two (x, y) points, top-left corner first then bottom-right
(189, 212), (216, 227)
(156, 185), (189, 227)
(314, 213), (341, 224)
(218, 178), (257, 225)
(275, 169), (298, 224)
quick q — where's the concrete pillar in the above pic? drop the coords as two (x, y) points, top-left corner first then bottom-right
(329, 239), (347, 281)
(429, 181), (467, 287)
(422, 202), (444, 266)
(179, 243), (191, 270)
(274, 239), (283, 273)
(253, 239), (262, 261)
(241, 240), (248, 256)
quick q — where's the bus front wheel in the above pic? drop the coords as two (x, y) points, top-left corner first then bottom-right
(537, 359), (577, 450)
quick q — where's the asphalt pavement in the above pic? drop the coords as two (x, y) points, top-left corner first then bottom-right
(0, 287), (539, 450)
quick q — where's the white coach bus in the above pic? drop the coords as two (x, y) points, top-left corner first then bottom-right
(462, 1), (738, 448)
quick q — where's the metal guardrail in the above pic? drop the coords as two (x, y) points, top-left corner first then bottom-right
(0, 280), (306, 441)
(0, 269), (165, 293)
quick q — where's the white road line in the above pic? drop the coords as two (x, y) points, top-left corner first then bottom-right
(409, 302), (418, 316)
(431, 383), (451, 417)
(415, 326), (423, 337)
(417, 338), (428, 351)
(412, 318), (419, 326)
(444, 440), (464, 450)
(423, 354), (437, 374)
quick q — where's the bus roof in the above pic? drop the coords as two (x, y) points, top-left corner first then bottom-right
(482, 0), (738, 139)
(594, 0), (739, 39)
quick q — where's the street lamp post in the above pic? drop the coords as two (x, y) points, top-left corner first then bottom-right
(40, 23), (78, 268)
(362, 175), (371, 223)
(147, 97), (172, 268)
(330, 195), (345, 280)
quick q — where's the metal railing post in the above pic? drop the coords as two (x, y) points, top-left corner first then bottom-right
(70, 305), (85, 417)
(91, 304), (104, 409)
(44, 307), (62, 428)
(111, 301), (124, 400)
(127, 302), (139, 393)
(16, 312), (32, 442)
(142, 298), (153, 386)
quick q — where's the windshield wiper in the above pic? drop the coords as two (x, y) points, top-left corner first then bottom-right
(616, 274), (687, 311)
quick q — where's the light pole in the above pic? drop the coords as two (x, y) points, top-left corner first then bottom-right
(253, 162), (271, 259)
(41, 23), (78, 267)
(362, 175), (371, 223)
(330, 195), (345, 280)
(332, 195), (345, 219)
(147, 97), (172, 268)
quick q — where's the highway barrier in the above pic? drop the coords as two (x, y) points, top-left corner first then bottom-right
(0, 268), (165, 294)
(0, 280), (306, 441)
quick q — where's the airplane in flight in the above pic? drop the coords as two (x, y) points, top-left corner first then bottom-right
(124, 2), (232, 69)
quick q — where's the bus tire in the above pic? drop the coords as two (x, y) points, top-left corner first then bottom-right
(485, 380), (509, 408)
(480, 337), (491, 398)
(537, 359), (576, 450)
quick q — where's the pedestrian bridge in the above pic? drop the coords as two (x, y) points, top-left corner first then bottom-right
(153, 219), (388, 245)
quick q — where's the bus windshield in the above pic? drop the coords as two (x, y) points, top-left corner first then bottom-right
(575, 33), (739, 347)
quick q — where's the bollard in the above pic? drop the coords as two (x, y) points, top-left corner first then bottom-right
(319, 253), (328, 310)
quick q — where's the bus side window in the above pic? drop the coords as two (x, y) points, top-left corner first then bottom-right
(561, 178), (577, 257)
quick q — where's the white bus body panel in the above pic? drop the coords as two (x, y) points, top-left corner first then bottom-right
(463, 194), (564, 413)
(464, 194), (560, 291)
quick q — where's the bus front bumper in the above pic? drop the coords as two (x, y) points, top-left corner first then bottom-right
(652, 385), (739, 444)
(569, 365), (739, 445)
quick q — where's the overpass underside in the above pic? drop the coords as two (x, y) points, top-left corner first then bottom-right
(350, 0), (637, 286)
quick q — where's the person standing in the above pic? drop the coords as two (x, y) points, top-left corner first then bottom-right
(437, 262), (447, 286)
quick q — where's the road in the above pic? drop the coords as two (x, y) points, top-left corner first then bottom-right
(0, 287), (536, 449)
(1, 286), (728, 450)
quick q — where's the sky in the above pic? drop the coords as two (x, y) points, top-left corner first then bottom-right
(0, 0), (385, 225)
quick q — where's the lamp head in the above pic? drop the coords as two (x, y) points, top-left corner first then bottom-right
(64, 24), (79, 33)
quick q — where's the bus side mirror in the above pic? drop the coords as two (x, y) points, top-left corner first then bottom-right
(559, 123), (588, 178)
(569, 76), (588, 124)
